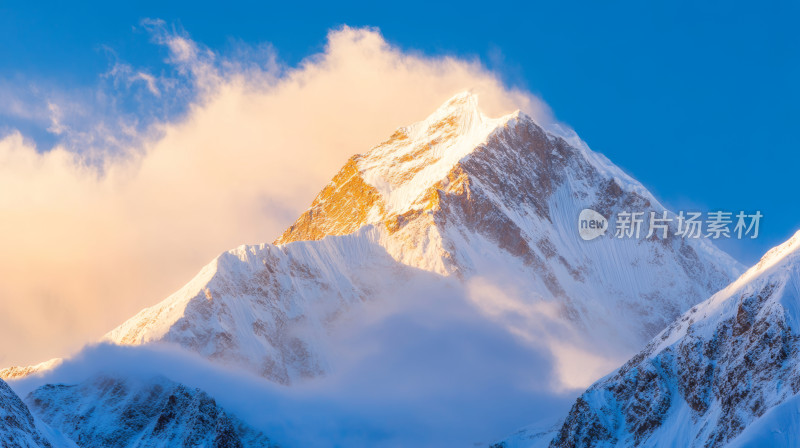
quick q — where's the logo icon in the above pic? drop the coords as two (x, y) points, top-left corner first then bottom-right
(578, 209), (608, 241)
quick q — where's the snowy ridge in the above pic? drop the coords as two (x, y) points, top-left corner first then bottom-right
(26, 374), (274, 448)
(0, 377), (67, 448)
(106, 226), (415, 384)
(728, 230), (800, 293)
(546, 229), (800, 447)
(654, 229), (800, 352)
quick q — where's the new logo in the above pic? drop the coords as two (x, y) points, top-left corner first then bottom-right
(578, 209), (608, 241)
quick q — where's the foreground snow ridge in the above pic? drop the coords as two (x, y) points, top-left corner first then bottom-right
(547, 230), (800, 447)
(0, 377), (62, 448)
(27, 375), (274, 448)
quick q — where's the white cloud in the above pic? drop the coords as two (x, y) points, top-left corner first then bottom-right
(13, 275), (577, 447)
(104, 60), (162, 96)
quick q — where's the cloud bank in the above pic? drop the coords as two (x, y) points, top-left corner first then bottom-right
(12, 275), (578, 447)
(0, 24), (556, 366)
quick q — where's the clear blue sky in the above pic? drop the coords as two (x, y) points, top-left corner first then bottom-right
(1, 0), (797, 264)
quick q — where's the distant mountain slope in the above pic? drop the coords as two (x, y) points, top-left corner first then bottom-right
(101, 92), (741, 386)
(548, 230), (800, 447)
(26, 375), (275, 448)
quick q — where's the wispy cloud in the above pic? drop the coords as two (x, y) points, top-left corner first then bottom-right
(103, 58), (162, 96)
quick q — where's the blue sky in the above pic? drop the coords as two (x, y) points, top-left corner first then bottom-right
(1, 0), (797, 264)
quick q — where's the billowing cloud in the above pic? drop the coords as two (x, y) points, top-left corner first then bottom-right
(466, 277), (622, 390)
(12, 275), (576, 447)
(0, 25), (554, 366)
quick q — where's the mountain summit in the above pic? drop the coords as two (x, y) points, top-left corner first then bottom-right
(275, 91), (516, 247)
(104, 92), (741, 385)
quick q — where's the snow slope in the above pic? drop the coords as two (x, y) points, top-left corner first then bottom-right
(547, 230), (800, 447)
(105, 227), (414, 385)
(100, 92), (742, 387)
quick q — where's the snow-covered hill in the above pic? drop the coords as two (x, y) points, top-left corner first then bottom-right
(26, 374), (274, 448)
(546, 230), (800, 447)
(102, 92), (742, 387)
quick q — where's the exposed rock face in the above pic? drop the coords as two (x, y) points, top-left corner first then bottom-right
(0, 377), (55, 448)
(26, 375), (274, 448)
(99, 91), (740, 385)
(550, 231), (800, 447)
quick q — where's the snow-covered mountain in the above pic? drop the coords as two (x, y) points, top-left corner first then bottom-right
(545, 230), (800, 447)
(25, 374), (274, 448)
(0, 376), (69, 448)
(102, 92), (742, 386)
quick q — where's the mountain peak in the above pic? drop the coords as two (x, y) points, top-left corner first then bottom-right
(273, 92), (519, 245)
(359, 92), (517, 215)
(103, 90), (741, 389)
(420, 90), (486, 133)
